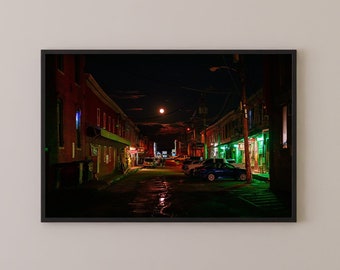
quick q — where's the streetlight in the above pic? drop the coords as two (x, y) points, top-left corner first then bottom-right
(210, 55), (252, 183)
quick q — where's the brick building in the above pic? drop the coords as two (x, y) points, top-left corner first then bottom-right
(204, 88), (270, 173)
(199, 53), (295, 194)
(44, 54), (150, 190)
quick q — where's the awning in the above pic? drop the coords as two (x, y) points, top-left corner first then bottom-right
(100, 129), (131, 146)
(86, 126), (131, 146)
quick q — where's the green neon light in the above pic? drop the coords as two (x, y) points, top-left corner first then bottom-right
(100, 129), (131, 145)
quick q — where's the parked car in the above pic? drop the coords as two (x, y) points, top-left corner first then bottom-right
(196, 163), (247, 181)
(165, 158), (179, 166)
(174, 155), (188, 162)
(183, 158), (226, 176)
(181, 159), (201, 170)
(143, 157), (156, 168)
(224, 159), (245, 169)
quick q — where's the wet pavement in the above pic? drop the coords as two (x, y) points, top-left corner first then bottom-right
(44, 166), (292, 220)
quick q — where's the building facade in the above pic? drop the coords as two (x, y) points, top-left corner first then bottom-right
(44, 54), (145, 190)
(202, 53), (294, 194)
(204, 89), (270, 174)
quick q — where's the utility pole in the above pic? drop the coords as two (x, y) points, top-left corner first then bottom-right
(234, 54), (252, 183)
(198, 94), (208, 159)
(209, 55), (252, 183)
(203, 113), (208, 159)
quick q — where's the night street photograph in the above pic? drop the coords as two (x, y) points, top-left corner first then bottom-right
(42, 50), (296, 222)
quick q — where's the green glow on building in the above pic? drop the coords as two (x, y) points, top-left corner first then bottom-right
(256, 135), (264, 141)
(100, 129), (130, 146)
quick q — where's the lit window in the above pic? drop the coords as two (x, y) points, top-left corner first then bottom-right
(76, 109), (81, 148)
(109, 147), (112, 163)
(104, 146), (108, 164)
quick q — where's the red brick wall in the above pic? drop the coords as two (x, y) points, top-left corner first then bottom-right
(54, 55), (86, 164)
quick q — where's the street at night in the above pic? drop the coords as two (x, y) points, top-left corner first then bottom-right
(46, 165), (291, 220)
(42, 51), (296, 221)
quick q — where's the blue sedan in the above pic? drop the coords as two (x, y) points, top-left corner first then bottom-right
(196, 163), (247, 181)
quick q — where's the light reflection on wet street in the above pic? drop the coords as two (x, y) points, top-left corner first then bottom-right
(127, 170), (174, 217)
(103, 166), (254, 218)
(46, 166), (291, 219)
(153, 177), (172, 217)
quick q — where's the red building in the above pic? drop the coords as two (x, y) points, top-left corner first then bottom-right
(44, 54), (147, 190)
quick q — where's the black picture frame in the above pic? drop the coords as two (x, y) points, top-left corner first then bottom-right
(41, 50), (296, 222)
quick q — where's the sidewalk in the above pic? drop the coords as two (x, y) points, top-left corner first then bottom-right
(80, 166), (142, 191)
(228, 179), (292, 218)
(252, 172), (270, 182)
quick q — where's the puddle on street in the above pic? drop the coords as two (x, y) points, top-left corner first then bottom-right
(153, 179), (173, 217)
(128, 176), (173, 217)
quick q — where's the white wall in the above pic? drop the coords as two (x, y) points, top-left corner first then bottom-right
(1, 1), (340, 269)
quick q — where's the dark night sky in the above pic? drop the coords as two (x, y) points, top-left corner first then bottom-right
(84, 52), (264, 151)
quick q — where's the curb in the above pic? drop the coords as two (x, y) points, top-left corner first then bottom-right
(108, 167), (141, 185)
(83, 167), (142, 191)
(252, 174), (270, 182)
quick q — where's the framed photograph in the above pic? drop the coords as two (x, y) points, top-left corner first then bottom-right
(41, 50), (296, 222)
